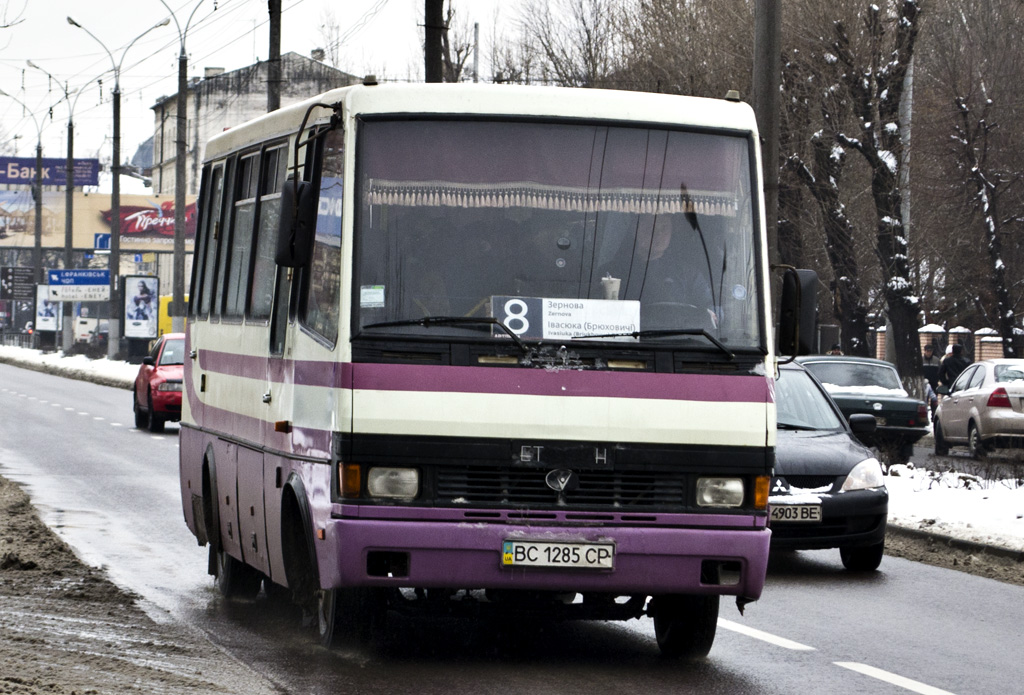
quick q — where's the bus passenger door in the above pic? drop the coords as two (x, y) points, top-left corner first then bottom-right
(236, 444), (270, 576)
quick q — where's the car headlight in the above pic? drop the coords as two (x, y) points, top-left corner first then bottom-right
(367, 467), (419, 499)
(841, 458), (885, 491)
(696, 477), (744, 507)
(157, 382), (182, 392)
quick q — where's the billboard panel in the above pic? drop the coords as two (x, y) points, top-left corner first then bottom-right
(123, 275), (158, 339)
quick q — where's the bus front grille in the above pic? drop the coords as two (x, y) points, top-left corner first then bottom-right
(435, 466), (686, 509)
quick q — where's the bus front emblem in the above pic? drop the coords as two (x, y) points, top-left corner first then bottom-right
(545, 469), (579, 493)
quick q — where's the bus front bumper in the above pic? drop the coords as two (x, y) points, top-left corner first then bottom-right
(319, 510), (770, 601)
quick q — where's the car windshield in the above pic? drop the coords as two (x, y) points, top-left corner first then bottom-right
(354, 119), (762, 350)
(994, 365), (1024, 383)
(159, 338), (184, 366)
(776, 369), (845, 431)
(802, 361), (905, 393)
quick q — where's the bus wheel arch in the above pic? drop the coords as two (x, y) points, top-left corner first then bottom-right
(281, 474), (320, 607)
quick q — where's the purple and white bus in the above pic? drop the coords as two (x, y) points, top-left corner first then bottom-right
(179, 81), (814, 657)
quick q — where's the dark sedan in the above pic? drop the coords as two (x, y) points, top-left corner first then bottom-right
(796, 355), (928, 468)
(771, 362), (888, 571)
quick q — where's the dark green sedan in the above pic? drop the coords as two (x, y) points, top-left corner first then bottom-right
(795, 355), (929, 468)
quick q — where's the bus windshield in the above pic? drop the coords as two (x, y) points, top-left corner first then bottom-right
(355, 118), (762, 350)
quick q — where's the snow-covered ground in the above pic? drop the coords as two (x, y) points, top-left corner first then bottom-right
(2, 344), (1022, 553)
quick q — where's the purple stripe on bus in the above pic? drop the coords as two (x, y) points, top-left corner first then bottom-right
(195, 350), (771, 403)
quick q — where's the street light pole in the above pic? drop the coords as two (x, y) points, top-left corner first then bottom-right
(27, 61), (99, 352)
(158, 0), (206, 333)
(0, 89), (45, 287)
(67, 16), (169, 359)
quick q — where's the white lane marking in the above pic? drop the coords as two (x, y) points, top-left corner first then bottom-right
(39, 400), (47, 404)
(110, 422), (123, 427)
(150, 436), (164, 441)
(64, 407), (74, 411)
(93, 416), (104, 421)
(78, 411), (89, 416)
(51, 403), (61, 407)
(835, 662), (957, 695)
(718, 619), (815, 651)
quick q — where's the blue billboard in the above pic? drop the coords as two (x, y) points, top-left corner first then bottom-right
(0, 157), (100, 187)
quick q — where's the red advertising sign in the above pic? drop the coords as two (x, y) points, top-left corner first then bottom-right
(101, 200), (197, 238)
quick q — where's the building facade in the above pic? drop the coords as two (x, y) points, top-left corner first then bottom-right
(151, 52), (357, 196)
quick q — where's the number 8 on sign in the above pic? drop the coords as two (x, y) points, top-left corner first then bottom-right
(503, 298), (530, 335)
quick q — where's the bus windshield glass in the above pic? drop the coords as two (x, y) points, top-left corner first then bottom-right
(355, 118), (762, 349)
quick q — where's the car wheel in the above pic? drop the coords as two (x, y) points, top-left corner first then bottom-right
(933, 421), (950, 456)
(146, 390), (165, 433)
(651, 594), (719, 658)
(968, 423), (987, 460)
(133, 390), (149, 429)
(840, 541), (884, 572)
(212, 546), (262, 599)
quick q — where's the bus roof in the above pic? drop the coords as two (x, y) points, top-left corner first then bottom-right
(203, 83), (759, 163)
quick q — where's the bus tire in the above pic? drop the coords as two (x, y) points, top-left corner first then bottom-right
(318, 586), (387, 648)
(213, 546), (262, 599)
(651, 594), (719, 659)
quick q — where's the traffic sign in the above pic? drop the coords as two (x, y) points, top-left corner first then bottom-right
(47, 269), (111, 302)
(1, 267), (35, 301)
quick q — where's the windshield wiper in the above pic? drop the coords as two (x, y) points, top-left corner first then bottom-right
(573, 328), (734, 359)
(363, 316), (530, 354)
(777, 421), (818, 431)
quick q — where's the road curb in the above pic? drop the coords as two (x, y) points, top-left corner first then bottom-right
(0, 352), (134, 390)
(886, 523), (1024, 562)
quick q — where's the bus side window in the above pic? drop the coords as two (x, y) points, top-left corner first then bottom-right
(196, 163), (226, 319)
(224, 153), (259, 318)
(299, 127), (343, 345)
(249, 144), (289, 320)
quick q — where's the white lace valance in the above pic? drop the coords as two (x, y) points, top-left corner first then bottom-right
(366, 179), (738, 217)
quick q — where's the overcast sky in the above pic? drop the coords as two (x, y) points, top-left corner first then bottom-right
(0, 0), (517, 165)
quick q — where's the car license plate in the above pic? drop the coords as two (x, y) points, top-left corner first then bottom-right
(502, 540), (614, 569)
(770, 505), (822, 523)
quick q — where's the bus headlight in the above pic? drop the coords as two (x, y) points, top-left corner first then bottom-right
(367, 467), (419, 499)
(696, 477), (744, 508)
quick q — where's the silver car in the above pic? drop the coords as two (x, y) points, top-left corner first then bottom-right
(934, 359), (1024, 458)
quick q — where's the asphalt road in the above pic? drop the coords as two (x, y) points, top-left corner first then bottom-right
(2, 362), (1021, 694)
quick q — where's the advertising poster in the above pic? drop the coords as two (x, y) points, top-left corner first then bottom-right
(35, 285), (61, 332)
(124, 275), (159, 339)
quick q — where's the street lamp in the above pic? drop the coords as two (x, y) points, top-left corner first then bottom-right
(66, 15), (170, 359)
(0, 88), (46, 288)
(26, 61), (101, 351)
(158, 0), (207, 332)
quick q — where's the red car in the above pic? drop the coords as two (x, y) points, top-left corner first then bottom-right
(133, 333), (185, 432)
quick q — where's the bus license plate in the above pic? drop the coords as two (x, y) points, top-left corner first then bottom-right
(771, 505), (822, 523)
(502, 540), (614, 569)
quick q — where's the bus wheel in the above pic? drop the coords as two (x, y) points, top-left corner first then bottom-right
(213, 547), (262, 599)
(133, 392), (149, 429)
(317, 587), (387, 648)
(651, 594), (719, 659)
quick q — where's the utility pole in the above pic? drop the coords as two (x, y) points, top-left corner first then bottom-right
(424, 0), (443, 83)
(268, 0), (282, 111)
(753, 0), (781, 268)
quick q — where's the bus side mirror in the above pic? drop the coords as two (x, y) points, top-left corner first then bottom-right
(275, 180), (317, 268)
(777, 268), (817, 357)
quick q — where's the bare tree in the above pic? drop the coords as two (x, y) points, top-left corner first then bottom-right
(440, 2), (474, 82)
(918, 0), (1024, 355)
(829, 0), (925, 380)
(517, 0), (624, 87)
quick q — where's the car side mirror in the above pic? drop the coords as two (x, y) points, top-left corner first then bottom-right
(142, 356), (155, 366)
(848, 413), (877, 435)
(936, 385), (950, 396)
(275, 179), (317, 268)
